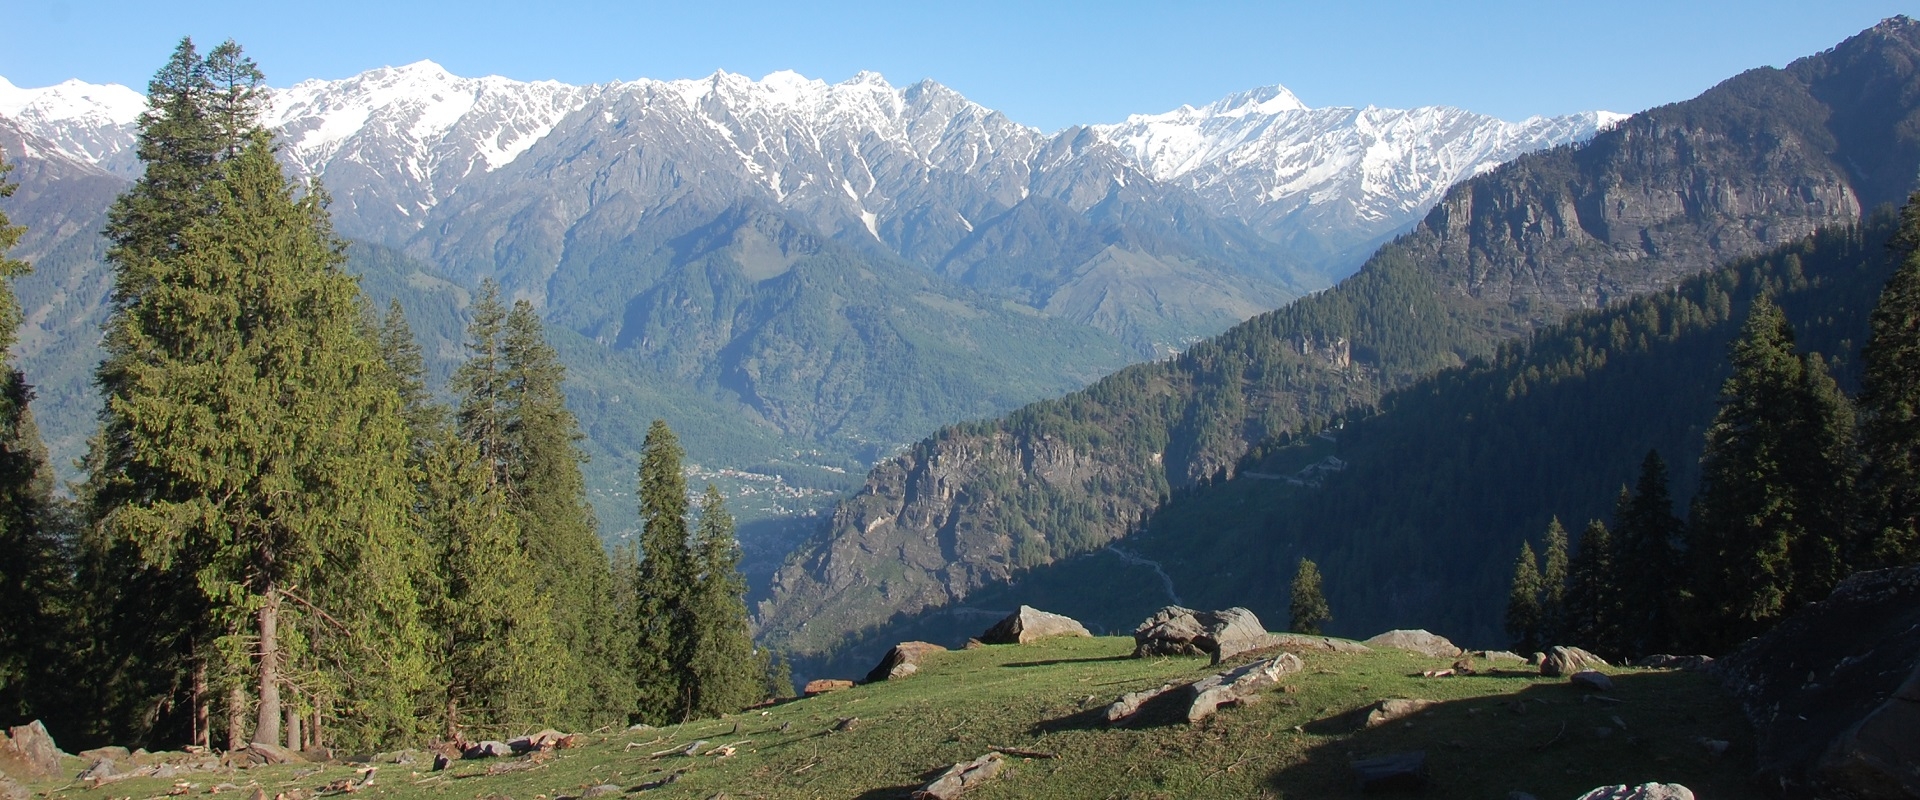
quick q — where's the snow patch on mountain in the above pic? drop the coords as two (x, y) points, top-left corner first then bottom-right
(0, 76), (144, 173)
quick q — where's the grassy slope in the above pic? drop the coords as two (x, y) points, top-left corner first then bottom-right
(28, 637), (1760, 800)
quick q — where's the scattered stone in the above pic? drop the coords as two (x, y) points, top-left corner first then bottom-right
(1473, 650), (1527, 663)
(1449, 654), (1477, 675)
(1350, 751), (1427, 792)
(580, 785), (621, 799)
(1417, 669), (1456, 678)
(911, 753), (1004, 799)
(506, 730), (576, 754)
(78, 758), (120, 782)
(1132, 606), (1276, 663)
(1572, 783), (1694, 800)
(1364, 699), (1436, 728)
(962, 639), (984, 650)
(802, 679), (853, 696)
(1539, 646), (1610, 677)
(79, 746), (131, 764)
(1103, 684), (1178, 725)
(1570, 670), (1615, 691)
(865, 641), (948, 682)
(209, 783), (241, 794)
(1363, 630), (1463, 659)
(431, 753), (451, 772)
(979, 605), (1092, 644)
(1632, 654), (1714, 671)
(832, 718), (858, 734)
(0, 721), (64, 782)
(0, 775), (24, 800)
(462, 741), (513, 759)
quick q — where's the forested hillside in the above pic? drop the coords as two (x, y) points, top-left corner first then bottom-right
(760, 17), (1920, 659)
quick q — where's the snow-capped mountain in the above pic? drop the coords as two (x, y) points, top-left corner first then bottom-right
(0, 65), (1612, 282)
(1091, 86), (1630, 264)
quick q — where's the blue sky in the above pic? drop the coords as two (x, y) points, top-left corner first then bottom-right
(2, 1), (1911, 131)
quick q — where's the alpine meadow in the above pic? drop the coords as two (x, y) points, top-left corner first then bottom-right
(1, 11), (1919, 800)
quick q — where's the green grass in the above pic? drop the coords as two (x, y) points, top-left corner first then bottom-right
(27, 637), (1760, 799)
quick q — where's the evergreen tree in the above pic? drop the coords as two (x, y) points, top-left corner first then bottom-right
(1539, 517), (1570, 646)
(375, 300), (444, 457)
(1687, 297), (1856, 651)
(0, 151), (66, 730)
(684, 486), (761, 718)
(1613, 451), (1686, 656)
(92, 40), (427, 749)
(1858, 196), (1920, 566)
(760, 649), (794, 701)
(632, 420), (693, 723)
(1288, 558), (1332, 635)
(1564, 520), (1619, 656)
(1504, 541), (1543, 653)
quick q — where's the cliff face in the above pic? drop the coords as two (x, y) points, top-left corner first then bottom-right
(758, 18), (1920, 657)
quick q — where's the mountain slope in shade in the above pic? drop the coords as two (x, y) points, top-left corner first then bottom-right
(757, 17), (1920, 659)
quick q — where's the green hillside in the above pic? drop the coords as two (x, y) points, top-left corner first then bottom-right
(13, 636), (1756, 799)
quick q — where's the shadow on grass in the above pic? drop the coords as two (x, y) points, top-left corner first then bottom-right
(1266, 670), (1757, 800)
(1000, 654), (1136, 668)
(849, 764), (952, 799)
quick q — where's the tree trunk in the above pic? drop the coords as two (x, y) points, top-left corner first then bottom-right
(445, 694), (458, 742)
(253, 592), (281, 746)
(226, 685), (248, 751)
(285, 702), (301, 751)
(192, 659), (209, 749)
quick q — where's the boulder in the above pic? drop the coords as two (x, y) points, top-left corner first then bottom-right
(76, 758), (118, 782)
(77, 746), (129, 764)
(1350, 751), (1427, 792)
(1102, 684), (1178, 726)
(1364, 699), (1437, 728)
(1132, 606), (1276, 663)
(1572, 783), (1695, 800)
(507, 729), (575, 754)
(0, 775), (24, 800)
(242, 742), (306, 765)
(1539, 646), (1610, 677)
(978, 606), (1091, 645)
(802, 679), (854, 696)
(1713, 565), (1920, 799)
(1631, 654), (1714, 671)
(0, 721), (64, 782)
(1570, 670), (1615, 692)
(865, 641), (948, 682)
(580, 785), (621, 799)
(1471, 650), (1527, 663)
(911, 753), (1004, 799)
(1363, 630), (1463, 659)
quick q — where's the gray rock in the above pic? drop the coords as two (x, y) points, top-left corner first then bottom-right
(1364, 699), (1437, 728)
(580, 785), (621, 799)
(1363, 630), (1463, 659)
(1474, 650), (1527, 663)
(978, 605), (1092, 644)
(1132, 606), (1276, 664)
(1184, 652), (1305, 723)
(1569, 670), (1615, 691)
(1270, 633), (1372, 654)
(1350, 751), (1426, 792)
(0, 720), (64, 781)
(865, 641), (948, 682)
(911, 753), (1004, 799)
(0, 775), (24, 800)
(431, 753), (451, 771)
(1572, 783), (1694, 800)
(77, 746), (129, 764)
(1539, 646), (1610, 677)
(1103, 684), (1178, 726)
(77, 759), (118, 781)
(463, 741), (513, 759)
(1631, 654), (1714, 671)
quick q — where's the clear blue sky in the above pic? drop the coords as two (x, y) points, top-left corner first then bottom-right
(2, 1), (1911, 131)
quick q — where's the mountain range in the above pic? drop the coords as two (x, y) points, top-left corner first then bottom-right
(0, 60), (1613, 545)
(756, 17), (1920, 667)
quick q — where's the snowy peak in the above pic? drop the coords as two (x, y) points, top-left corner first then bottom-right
(0, 76), (144, 172)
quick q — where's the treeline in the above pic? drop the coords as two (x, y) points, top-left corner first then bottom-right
(1508, 207), (1920, 658)
(0, 40), (781, 752)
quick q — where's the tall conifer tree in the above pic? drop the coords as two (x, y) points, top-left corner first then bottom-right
(1613, 452), (1685, 656)
(1858, 195), (1920, 566)
(1539, 517), (1570, 646)
(684, 486), (761, 718)
(1288, 558), (1332, 635)
(1505, 542), (1544, 653)
(632, 420), (693, 723)
(1565, 520), (1620, 657)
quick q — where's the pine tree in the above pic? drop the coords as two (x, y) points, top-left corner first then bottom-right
(684, 486), (761, 718)
(1858, 195), (1920, 566)
(632, 420), (694, 723)
(1288, 558), (1332, 635)
(92, 40), (428, 749)
(375, 300), (444, 456)
(760, 649), (794, 700)
(1613, 451), (1686, 656)
(0, 150), (66, 730)
(500, 301), (633, 728)
(1565, 520), (1619, 656)
(1505, 541), (1544, 653)
(1539, 517), (1570, 646)
(1687, 296), (1856, 651)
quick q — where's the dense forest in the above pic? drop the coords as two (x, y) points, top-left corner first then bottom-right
(0, 40), (781, 752)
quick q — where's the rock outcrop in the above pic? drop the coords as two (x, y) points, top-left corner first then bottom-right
(911, 752), (1004, 799)
(865, 641), (948, 682)
(978, 605), (1092, 644)
(1572, 784), (1694, 800)
(803, 679), (854, 696)
(1362, 630), (1463, 659)
(0, 722), (64, 782)
(1104, 652), (1303, 726)
(1539, 646), (1610, 677)
(1713, 565), (1920, 799)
